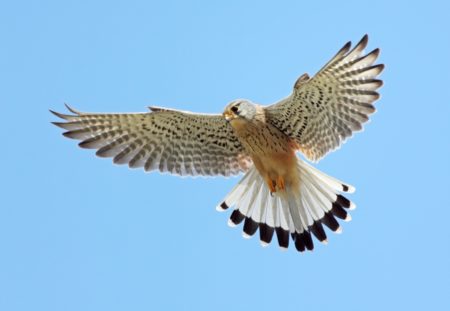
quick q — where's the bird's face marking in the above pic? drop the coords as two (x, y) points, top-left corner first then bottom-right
(223, 99), (256, 121)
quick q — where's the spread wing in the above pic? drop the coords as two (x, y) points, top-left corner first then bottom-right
(266, 35), (384, 162)
(51, 105), (252, 176)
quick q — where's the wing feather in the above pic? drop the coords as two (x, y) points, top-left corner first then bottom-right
(266, 35), (384, 161)
(51, 106), (252, 176)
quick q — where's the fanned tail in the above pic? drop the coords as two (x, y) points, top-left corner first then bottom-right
(217, 158), (355, 252)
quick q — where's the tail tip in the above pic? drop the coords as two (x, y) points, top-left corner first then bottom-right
(343, 184), (356, 193)
(227, 219), (238, 227)
(242, 232), (252, 239)
(216, 201), (229, 212)
(260, 241), (270, 247)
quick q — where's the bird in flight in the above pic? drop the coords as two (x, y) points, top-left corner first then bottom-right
(51, 35), (383, 252)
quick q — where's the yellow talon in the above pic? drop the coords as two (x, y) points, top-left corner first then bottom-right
(265, 176), (286, 194)
(277, 176), (285, 191)
(265, 177), (277, 194)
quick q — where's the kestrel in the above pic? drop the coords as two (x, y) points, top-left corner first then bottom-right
(51, 35), (383, 252)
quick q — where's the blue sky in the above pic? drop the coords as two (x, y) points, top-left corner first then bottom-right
(1, 1), (449, 310)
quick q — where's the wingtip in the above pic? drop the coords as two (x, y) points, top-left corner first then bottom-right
(50, 103), (83, 120)
(372, 47), (380, 58)
(362, 34), (369, 43)
(51, 121), (68, 129)
(352, 34), (369, 52)
(342, 41), (352, 53)
(357, 34), (369, 48)
(62, 131), (77, 139)
(49, 109), (59, 117)
(64, 103), (82, 115)
(49, 109), (72, 120)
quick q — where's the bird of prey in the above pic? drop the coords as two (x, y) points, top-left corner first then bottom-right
(51, 35), (383, 252)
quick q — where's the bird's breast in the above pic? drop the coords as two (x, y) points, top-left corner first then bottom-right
(230, 119), (293, 156)
(230, 118), (300, 187)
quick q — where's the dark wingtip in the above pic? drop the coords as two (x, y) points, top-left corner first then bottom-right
(361, 34), (369, 44)
(371, 48), (380, 58)
(346, 34), (369, 56)
(62, 131), (76, 138)
(78, 140), (90, 149)
(342, 41), (352, 53)
(51, 121), (66, 129)
(49, 109), (71, 120)
(354, 34), (369, 51)
(64, 103), (82, 115)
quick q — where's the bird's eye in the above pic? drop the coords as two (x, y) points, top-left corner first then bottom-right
(230, 106), (239, 113)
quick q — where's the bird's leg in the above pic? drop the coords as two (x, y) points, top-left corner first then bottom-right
(265, 177), (277, 195)
(276, 176), (286, 192)
(265, 176), (286, 195)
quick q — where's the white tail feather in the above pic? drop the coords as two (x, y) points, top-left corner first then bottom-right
(298, 160), (355, 193)
(218, 157), (355, 252)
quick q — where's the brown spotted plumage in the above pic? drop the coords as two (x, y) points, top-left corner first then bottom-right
(266, 35), (383, 161)
(52, 105), (252, 176)
(52, 35), (383, 252)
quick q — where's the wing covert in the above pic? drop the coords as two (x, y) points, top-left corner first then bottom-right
(51, 105), (252, 176)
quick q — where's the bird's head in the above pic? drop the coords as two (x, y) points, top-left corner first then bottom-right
(223, 99), (257, 122)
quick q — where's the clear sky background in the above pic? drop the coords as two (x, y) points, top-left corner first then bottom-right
(1, 1), (449, 310)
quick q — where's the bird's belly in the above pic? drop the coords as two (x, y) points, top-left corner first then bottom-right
(252, 151), (299, 189)
(231, 120), (300, 189)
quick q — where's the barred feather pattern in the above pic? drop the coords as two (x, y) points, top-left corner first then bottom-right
(217, 158), (355, 252)
(51, 105), (252, 176)
(266, 34), (384, 161)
